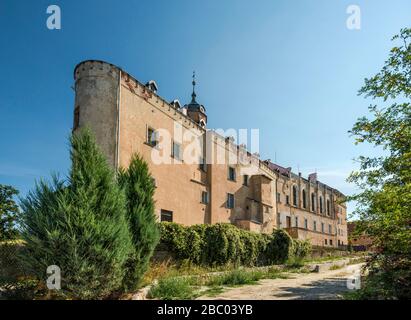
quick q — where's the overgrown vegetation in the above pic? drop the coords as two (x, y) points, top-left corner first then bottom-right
(348, 27), (411, 299)
(159, 222), (311, 267)
(147, 266), (290, 300)
(147, 277), (197, 300)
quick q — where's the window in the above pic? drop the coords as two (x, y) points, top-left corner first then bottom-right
(276, 193), (281, 202)
(328, 224), (332, 234)
(325, 239), (328, 245)
(243, 175), (249, 186)
(73, 106), (80, 130)
(295, 216), (299, 228)
(302, 189), (307, 209)
(321, 222), (324, 233)
(330, 239), (333, 246)
(226, 193), (235, 209)
(286, 195), (290, 205)
(319, 196), (323, 214)
(292, 185), (298, 206)
(199, 157), (207, 172)
(304, 218), (308, 229)
(228, 167), (236, 181)
(201, 191), (209, 204)
(311, 193), (316, 211)
(313, 221), (317, 231)
(147, 127), (158, 147)
(326, 199), (330, 216)
(172, 141), (182, 160)
(160, 209), (173, 222)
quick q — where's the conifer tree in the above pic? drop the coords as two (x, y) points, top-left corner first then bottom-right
(118, 154), (160, 291)
(20, 129), (133, 299)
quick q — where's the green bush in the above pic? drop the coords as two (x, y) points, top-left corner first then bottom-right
(118, 155), (160, 292)
(265, 229), (293, 264)
(19, 129), (133, 299)
(159, 223), (299, 267)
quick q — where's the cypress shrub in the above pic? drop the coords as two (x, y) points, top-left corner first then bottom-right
(19, 129), (133, 299)
(118, 154), (160, 292)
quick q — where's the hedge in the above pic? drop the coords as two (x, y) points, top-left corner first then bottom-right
(158, 222), (311, 267)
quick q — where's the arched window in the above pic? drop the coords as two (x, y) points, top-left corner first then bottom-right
(292, 185), (298, 206)
(311, 193), (315, 211)
(319, 196), (323, 214)
(302, 189), (307, 209)
(326, 199), (330, 215)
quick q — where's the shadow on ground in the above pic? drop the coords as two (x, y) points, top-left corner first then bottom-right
(274, 277), (349, 300)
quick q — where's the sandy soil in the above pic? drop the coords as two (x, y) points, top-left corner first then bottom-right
(196, 263), (364, 300)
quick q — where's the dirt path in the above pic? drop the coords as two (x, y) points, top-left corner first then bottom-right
(196, 263), (363, 300)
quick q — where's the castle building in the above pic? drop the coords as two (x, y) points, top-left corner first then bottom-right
(73, 60), (348, 247)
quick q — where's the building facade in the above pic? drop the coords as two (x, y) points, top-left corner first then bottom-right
(72, 60), (348, 247)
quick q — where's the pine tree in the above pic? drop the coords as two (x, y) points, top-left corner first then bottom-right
(20, 129), (133, 299)
(0, 184), (19, 241)
(118, 154), (160, 292)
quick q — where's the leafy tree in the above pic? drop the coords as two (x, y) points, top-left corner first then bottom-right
(0, 184), (19, 241)
(118, 154), (160, 292)
(348, 28), (411, 299)
(19, 129), (133, 299)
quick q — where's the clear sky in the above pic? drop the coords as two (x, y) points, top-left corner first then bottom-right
(1, 0), (410, 215)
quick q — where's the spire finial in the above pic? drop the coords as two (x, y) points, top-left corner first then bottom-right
(191, 71), (197, 103)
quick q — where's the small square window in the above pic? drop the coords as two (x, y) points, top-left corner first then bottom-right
(228, 167), (236, 181)
(304, 219), (308, 229)
(227, 193), (235, 209)
(201, 191), (209, 204)
(160, 209), (173, 222)
(313, 221), (317, 231)
(243, 175), (249, 186)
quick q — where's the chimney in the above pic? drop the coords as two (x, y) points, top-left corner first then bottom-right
(308, 173), (317, 183)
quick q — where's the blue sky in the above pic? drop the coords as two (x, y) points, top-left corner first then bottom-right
(1, 0), (410, 215)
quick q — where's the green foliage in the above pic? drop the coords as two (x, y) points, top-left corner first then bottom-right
(0, 185), (19, 241)
(348, 28), (411, 299)
(265, 229), (293, 264)
(118, 154), (160, 292)
(148, 277), (196, 300)
(291, 239), (312, 260)
(158, 222), (304, 267)
(19, 129), (133, 299)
